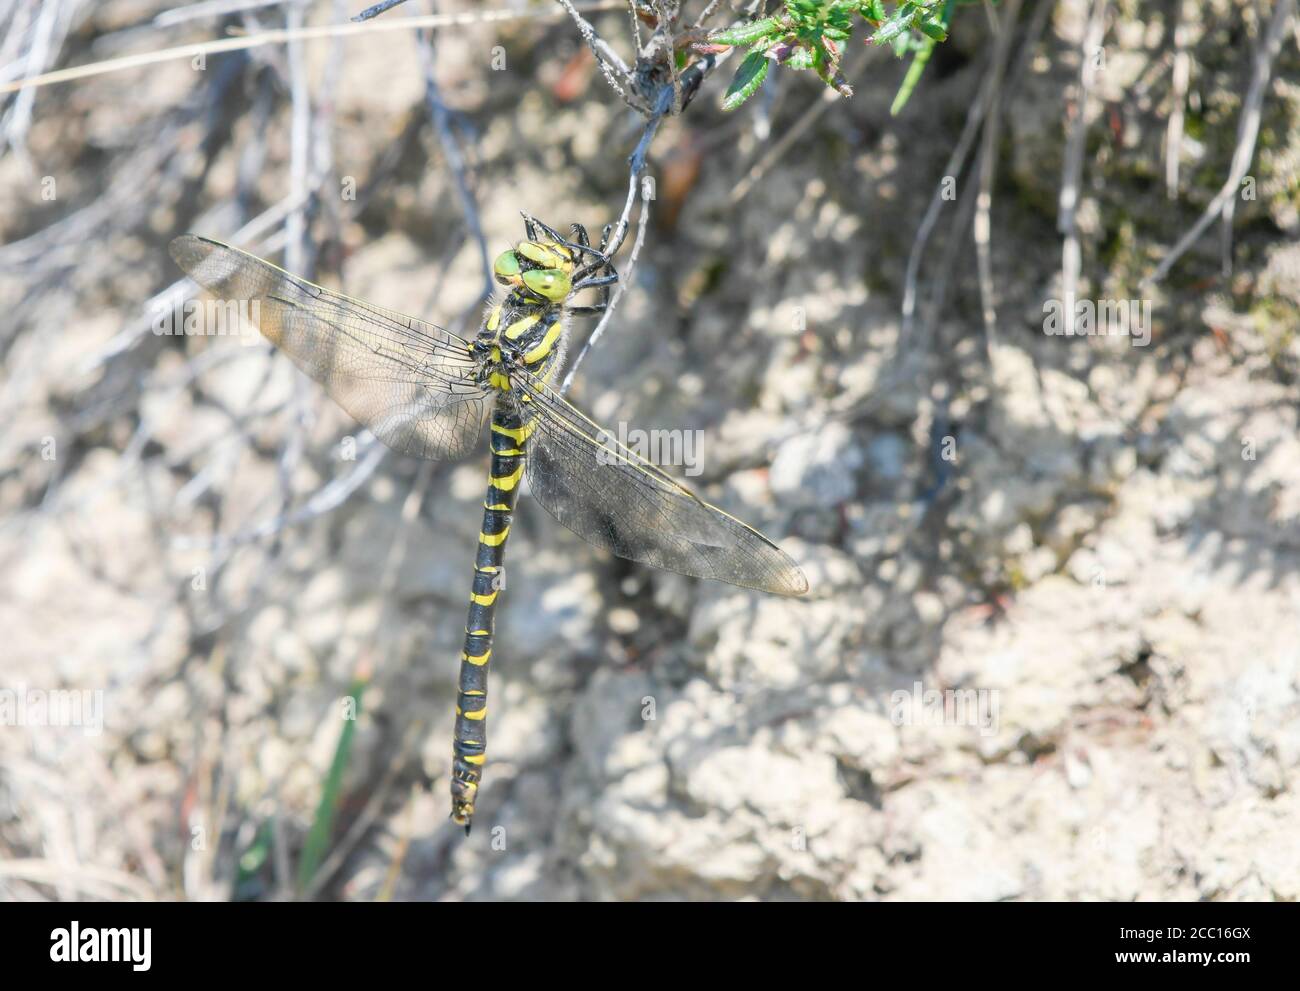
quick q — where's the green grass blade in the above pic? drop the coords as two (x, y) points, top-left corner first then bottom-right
(233, 820), (274, 900)
(296, 674), (369, 894)
(890, 36), (935, 115)
(889, 0), (953, 115)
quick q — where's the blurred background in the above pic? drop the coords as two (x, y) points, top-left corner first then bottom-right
(1, 0), (1298, 901)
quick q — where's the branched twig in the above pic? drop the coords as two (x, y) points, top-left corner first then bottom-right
(557, 119), (663, 392)
(285, 1), (312, 274)
(0, 1), (626, 95)
(153, 0), (299, 28)
(900, 33), (1007, 338)
(0, 859), (157, 901)
(610, 94), (669, 252)
(171, 438), (388, 554)
(417, 27), (494, 311)
(1145, 0), (1295, 286)
(692, 0), (725, 29)
(557, 0), (633, 101)
(974, 0), (1022, 353)
(1, 0), (83, 163)
(353, 0), (412, 22)
(78, 194), (311, 374)
(656, 1), (684, 115)
(1058, 0), (1109, 336)
(628, 0), (645, 50)
(559, 50), (719, 392)
(1165, 0), (1192, 199)
(556, 36), (724, 392)
(843, 0), (1037, 425)
(561, 175), (653, 394)
(1222, 0), (1282, 276)
(607, 48), (725, 257)
(279, 0), (315, 586)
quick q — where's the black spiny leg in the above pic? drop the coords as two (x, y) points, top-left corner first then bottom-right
(521, 213), (609, 266)
(556, 217), (617, 314)
(570, 233), (617, 314)
(521, 212), (564, 243)
(523, 213), (574, 247)
(567, 271), (617, 315)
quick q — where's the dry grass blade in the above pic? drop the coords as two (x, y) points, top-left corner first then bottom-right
(0, 1), (626, 95)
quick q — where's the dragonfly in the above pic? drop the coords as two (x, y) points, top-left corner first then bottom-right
(170, 216), (808, 832)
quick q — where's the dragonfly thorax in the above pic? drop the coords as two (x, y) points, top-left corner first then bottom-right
(474, 294), (567, 390)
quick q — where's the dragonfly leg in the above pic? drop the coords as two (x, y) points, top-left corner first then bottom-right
(570, 247), (618, 314)
(572, 255), (618, 283)
(554, 232), (610, 266)
(521, 212), (570, 245)
(521, 212), (610, 266)
(572, 272), (618, 291)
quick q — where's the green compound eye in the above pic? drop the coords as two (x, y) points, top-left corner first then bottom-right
(522, 268), (571, 302)
(516, 241), (562, 267)
(493, 250), (522, 284)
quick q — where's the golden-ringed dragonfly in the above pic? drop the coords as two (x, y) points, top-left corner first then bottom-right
(170, 216), (808, 832)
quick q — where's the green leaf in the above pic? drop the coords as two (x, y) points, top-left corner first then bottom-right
(722, 51), (771, 111)
(889, 0), (954, 108)
(296, 675), (369, 893)
(918, 18), (948, 40)
(711, 16), (784, 47)
(871, 5), (916, 45)
(785, 46), (817, 70)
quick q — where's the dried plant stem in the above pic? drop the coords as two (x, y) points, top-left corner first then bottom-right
(1144, 0), (1295, 286)
(1058, 0), (1109, 336)
(0, 1), (626, 95)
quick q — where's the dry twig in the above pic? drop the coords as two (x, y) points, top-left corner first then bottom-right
(1144, 0), (1295, 286)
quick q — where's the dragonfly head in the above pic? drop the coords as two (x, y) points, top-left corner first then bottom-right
(493, 240), (574, 304)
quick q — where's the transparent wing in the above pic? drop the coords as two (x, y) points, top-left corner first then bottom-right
(169, 235), (489, 461)
(511, 370), (808, 597)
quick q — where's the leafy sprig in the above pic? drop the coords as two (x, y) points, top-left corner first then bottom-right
(707, 1), (972, 114)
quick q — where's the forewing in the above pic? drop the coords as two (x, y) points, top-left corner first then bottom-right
(170, 235), (488, 460)
(512, 372), (808, 596)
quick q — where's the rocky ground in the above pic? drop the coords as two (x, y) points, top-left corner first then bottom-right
(1, 0), (1298, 900)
